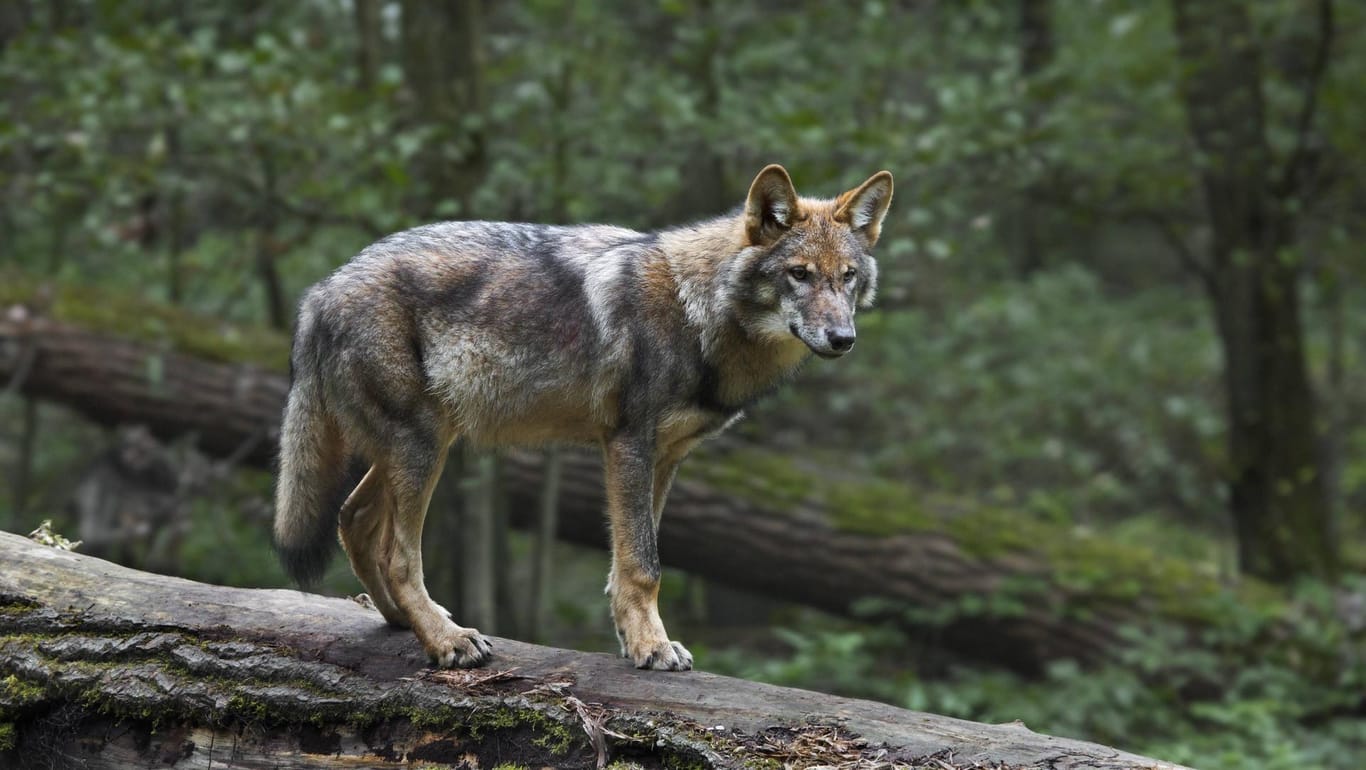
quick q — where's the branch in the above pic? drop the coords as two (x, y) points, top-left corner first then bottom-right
(183, 157), (390, 238)
(1140, 209), (1217, 296)
(0, 532), (1193, 770)
(1277, 0), (1335, 199)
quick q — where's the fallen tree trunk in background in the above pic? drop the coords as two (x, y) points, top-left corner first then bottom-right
(0, 308), (1237, 672)
(0, 532), (1189, 769)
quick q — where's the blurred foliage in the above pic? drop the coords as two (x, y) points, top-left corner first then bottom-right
(711, 576), (1366, 770)
(2, 1), (1365, 767)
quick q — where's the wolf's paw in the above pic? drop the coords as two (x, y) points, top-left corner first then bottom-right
(427, 627), (493, 669)
(627, 639), (693, 671)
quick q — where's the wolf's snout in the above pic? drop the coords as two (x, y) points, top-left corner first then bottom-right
(825, 328), (856, 353)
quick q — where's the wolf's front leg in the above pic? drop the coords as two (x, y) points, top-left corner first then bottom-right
(603, 435), (693, 671)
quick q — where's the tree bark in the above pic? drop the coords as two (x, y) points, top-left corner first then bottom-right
(352, 0), (382, 91)
(1014, 0), (1053, 277)
(461, 445), (498, 634)
(399, 0), (487, 218)
(0, 532), (1190, 770)
(0, 313), (1236, 672)
(528, 448), (563, 641)
(0, 0), (29, 52)
(1170, 0), (1337, 583)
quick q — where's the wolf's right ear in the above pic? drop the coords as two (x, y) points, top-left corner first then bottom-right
(744, 164), (800, 247)
(834, 170), (894, 245)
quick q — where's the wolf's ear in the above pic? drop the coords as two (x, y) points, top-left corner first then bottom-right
(834, 170), (894, 245)
(744, 164), (800, 247)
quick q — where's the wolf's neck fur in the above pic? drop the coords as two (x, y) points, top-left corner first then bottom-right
(656, 216), (809, 407)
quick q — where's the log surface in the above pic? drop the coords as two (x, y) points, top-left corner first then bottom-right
(0, 532), (1187, 769)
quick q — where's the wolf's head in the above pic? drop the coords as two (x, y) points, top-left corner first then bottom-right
(734, 165), (893, 359)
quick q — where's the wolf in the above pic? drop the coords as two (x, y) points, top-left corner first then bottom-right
(272, 164), (893, 671)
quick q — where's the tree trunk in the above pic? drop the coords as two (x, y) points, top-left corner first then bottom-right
(10, 397), (37, 525)
(669, 0), (729, 222)
(399, 0), (487, 218)
(0, 0), (29, 52)
(254, 147), (288, 331)
(352, 0), (382, 91)
(528, 448), (563, 641)
(1170, 0), (1336, 583)
(0, 532), (1191, 770)
(0, 313), (1249, 672)
(461, 445), (498, 634)
(1014, 0), (1053, 277)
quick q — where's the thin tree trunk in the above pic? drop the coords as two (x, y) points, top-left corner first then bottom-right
(0, 0), (28, 51)
(1015, 0), (1053, 277)
(425, 446), (465, 620)
(669, 0), (727, 221)
(1170, 0), (1336, 583)
(461, 444), (497, 634)
(255, 148), (288, 330)
(398, 0), (487, 218)
(11, 397), (37, 526)
(492, 457), (517, 637)
(1323, 261), (1345, 535)
(352, 0), (382, 91)
(166, 125), (189, 310)
(527, 448), (562, 641)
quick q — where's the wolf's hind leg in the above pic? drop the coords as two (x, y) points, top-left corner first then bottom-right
(338, 465), (408, 628)
(380, 429), (492, 668)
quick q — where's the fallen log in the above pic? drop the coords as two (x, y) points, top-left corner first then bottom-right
(0, 304), (1238, 671)
(0, 532), (1188, 769)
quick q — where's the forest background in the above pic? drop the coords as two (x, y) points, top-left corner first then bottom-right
(1, 2), (1364, 768)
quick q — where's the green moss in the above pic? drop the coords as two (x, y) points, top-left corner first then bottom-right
(0, 270), (290, 371)
(0, 598), (39, 616)
(530, 717), (577, 755)
(225, 694), (271, 723)
(0, 675), (46, 707)
(825, 478), (934, 536)
(691, 448), (818, 510)
(492, 764), (530, 770)
(691, 442), (1283, 628)
(0, 721), (14, 751)
(662, 753), (711, 770)
(464, 704), (577, 755)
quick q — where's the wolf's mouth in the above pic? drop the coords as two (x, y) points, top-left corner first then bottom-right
(790, 324), (847, 359)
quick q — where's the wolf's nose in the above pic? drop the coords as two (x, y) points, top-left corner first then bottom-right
(826, 329), (856, 352)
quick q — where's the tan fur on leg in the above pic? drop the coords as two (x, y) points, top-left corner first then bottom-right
(607, 563), (692, 670)
(338, 465), (408, 627)
(604, 437), (692, 671)
(380, 446), (491, 668)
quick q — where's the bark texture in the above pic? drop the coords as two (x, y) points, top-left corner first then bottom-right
(0, 532), (1190, 769)
(1170, 0), (1336, 582)
(0, 314), (1227, 672)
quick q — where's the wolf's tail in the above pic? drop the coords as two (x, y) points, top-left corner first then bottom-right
(272, 322), (354, 587)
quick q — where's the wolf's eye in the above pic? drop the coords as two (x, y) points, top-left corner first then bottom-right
(788, 266), (809, 281)
(843, 267), (857, 282)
